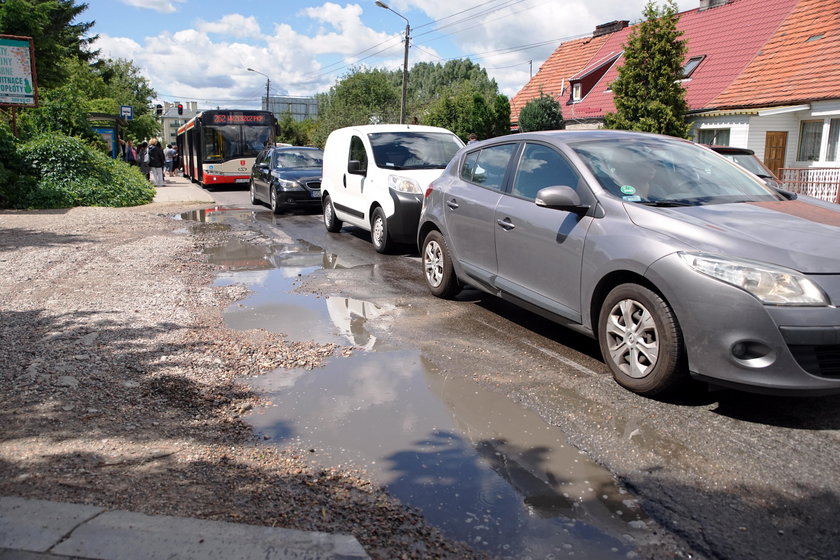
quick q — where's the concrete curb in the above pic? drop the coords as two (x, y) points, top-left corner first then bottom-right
(1, 496), (369, 560)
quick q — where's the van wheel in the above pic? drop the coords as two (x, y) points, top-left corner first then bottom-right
(422, 230), (460, 298)
(323, 195), (342, 233)
(598, 284), (686, 396)
(371, 207), (393, 254)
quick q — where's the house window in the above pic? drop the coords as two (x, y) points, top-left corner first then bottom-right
(827, 119), (840, 162)
(697, 128), (730, 146)
(682, 55), (705, 78)
(797, 120), (823, 161)
(572, 82), (582, 102)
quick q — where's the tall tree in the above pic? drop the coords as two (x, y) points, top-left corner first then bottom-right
(603, 0), (691, 138)
(518, 91), (564, 132)
(0, 0), (97, 89)
(312, 68), (401, 146)
(423, 82), (509, 142)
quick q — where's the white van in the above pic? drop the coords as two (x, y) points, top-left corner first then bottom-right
(321, 124), (464, 253)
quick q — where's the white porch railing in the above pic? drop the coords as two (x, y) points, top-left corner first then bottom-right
(779, 168), (840, 204)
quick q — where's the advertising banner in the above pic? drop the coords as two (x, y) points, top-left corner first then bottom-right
(0, 35), (37, 107)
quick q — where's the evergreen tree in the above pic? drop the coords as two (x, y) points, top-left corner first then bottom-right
(0, 0), (97, 89)
(518, 91), (564, 132)
(603, 0), (691, 138)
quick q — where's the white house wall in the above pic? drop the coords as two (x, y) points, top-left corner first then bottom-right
(746, 112), (801, 165)
(690, 115), (749, 147)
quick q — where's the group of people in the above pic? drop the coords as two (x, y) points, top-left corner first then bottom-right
(123, 139), (180, 187)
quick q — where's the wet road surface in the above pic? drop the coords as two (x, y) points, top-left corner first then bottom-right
(180, 188), (840, 560)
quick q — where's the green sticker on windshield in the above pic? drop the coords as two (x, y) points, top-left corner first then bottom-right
(620, 185), (636, 195)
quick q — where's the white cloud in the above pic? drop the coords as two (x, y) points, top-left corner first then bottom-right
(196, 14), (263, 39)
(95, 0), (704, 108)
(119, 0), (183, 14)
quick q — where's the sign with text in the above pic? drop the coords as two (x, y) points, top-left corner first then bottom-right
(0, 35), (37, 107)
(120, 105), (133, 120)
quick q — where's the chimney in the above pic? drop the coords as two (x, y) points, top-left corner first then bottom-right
(699, 0), (729, 10)
(593, 20), (629, 37)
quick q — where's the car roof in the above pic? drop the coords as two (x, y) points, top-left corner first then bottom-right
(705, 145), (755, 155)
(337, 124), (458, 134)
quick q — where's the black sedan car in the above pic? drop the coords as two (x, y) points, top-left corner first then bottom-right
(250, 146), (323, 213)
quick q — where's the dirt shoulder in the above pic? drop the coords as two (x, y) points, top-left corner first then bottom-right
(0, 204), (481, 559)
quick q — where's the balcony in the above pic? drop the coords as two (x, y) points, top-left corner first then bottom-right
(779, 167), (840, 203)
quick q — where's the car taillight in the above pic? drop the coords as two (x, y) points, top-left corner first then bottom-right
(424, 184), (434, 198)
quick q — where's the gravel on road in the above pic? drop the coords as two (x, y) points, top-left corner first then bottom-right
(0, 204), (483, 559)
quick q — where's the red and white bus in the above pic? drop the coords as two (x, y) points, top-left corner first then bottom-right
(177, 109), (277, 187)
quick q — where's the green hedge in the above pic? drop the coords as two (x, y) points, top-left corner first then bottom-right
(6, 134), (155, 209)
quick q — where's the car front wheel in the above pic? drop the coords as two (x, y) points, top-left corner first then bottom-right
(370, 207), (392, 254)
(598, 284), (686, 396)
(249, 179), (259, 205)
(422, 230), (460, 298)
(323, 194), (342, 232)
(270, 188), (282, 214)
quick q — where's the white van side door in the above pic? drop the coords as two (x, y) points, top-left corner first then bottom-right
(338, 134), (369, 224)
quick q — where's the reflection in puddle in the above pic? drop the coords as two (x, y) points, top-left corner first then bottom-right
(200, 226), (651, 557)
(248, 352), (644, 558)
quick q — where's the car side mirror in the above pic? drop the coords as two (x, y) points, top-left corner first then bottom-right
(348, 160), (365, 175)
(535, 185), (589, 213)
(258, 162), (269, 169)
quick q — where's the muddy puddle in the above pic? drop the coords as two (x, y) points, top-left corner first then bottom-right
(182, 208), (653, 558)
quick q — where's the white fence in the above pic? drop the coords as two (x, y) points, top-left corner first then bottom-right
(779, 168), (840, 203)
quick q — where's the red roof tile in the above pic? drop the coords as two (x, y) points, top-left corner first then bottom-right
(712, 0), (840, 108)
(514, 0), (802, 121)
(509, 34), (608, 120)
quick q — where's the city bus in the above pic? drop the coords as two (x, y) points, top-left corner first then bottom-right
(177, 109), (277, 188)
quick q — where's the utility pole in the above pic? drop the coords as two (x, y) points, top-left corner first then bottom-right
(376, 1), (410, 124)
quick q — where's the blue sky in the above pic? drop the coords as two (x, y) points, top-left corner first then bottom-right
(85, 0), (698, 110)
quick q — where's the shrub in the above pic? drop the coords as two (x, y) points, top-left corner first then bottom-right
(0, 122), (27, 208)
(15, 134), (155, 209)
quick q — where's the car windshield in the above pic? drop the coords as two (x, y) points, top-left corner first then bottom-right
(274, 149), (323, 169)
(368, 131), (464, 170)
(570, 137), (784, 206)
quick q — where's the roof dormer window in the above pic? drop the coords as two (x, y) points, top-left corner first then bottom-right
(682, 55), (706, 79)
(572, 83), (583, 102)
(568, 52), (622, 104)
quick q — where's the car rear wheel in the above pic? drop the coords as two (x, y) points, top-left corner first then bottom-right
(422, 230), (460, 298)
(249, 179), (259, 205)
(323, 194), (342, 233)
(370, 207), (393, 254)
(598, 284), (686, 396)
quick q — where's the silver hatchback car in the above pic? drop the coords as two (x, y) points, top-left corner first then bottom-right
(418, 130), (840, 396)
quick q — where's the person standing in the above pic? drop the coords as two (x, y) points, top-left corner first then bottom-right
(124, 140), (138, 166)
(137, 142), (150, 180)
(148, 138), (166, 187)
(164, 144), (176, 177)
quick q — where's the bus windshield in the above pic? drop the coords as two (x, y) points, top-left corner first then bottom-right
(203, 125), (273, 162)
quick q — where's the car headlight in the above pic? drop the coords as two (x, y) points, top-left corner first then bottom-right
(276, 179), (304, 191)
(388, 174), (422, 194)
(679, 252), (829, 306)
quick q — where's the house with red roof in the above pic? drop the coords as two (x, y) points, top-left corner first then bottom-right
(511, 0), (840, 202)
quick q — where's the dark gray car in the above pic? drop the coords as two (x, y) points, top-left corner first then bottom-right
(418, 130), (840, 396)
(250, 146), (323, 214)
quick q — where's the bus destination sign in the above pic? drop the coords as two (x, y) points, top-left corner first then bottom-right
(213, 114), (266, 124)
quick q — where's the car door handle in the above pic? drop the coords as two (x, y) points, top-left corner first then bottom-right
(446, 199), (459, 210)
(497, 218), (515, 230)
(343, 174), (347, 188)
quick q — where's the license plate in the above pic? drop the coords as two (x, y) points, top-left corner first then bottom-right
(310, 190), (321, 198)
(235, 178), (249, 184)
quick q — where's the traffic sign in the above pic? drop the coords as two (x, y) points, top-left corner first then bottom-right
(120, 105), (133, 120)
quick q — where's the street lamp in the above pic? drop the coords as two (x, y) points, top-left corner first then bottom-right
(375, 1), (409, 124)
(247, 67), (270, 111)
